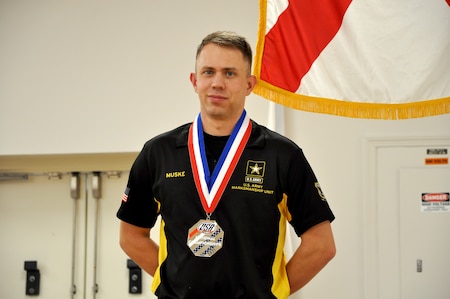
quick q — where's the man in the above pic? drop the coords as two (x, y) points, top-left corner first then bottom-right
(117, 31), (336, 299)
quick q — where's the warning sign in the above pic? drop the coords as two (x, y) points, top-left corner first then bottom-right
(421, 192), (450, 212)
(425, 158), (448, 165)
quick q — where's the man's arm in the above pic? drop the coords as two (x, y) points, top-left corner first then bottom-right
(119, 220), (159, 276)
(286, 220), (336, 294)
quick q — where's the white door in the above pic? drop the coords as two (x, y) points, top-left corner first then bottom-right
(364, 137), (450, 299)
(0, 174), (80, 299)
(0, 172), (158, 299)
(86, 171), (157, 299)
(399, 168), (450, 299)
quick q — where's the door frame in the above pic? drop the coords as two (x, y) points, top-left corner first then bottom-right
(363, 135), (450, 299)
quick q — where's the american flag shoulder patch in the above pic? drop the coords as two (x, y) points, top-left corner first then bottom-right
(122, 187), (130, 202)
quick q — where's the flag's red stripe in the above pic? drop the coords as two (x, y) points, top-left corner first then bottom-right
(261, 0), (352, 92)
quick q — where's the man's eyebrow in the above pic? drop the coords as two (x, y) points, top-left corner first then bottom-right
(223, 67), (238, 71)
(200, 66), (238, 71)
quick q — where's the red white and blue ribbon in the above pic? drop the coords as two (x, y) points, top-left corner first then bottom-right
(188, 110), (252, 214)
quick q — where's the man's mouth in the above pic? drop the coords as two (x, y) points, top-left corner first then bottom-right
(208, 94), (227, 101)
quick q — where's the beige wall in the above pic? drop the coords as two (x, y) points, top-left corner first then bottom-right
(1, 1), (450, 299)
(0, 0), (269, 155)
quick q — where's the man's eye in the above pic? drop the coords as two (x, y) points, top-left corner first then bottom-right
(203, 70), (213, 75)
(225, 71), (236, 77)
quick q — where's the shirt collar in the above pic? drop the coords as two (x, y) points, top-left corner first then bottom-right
(176, 120), (265, 149)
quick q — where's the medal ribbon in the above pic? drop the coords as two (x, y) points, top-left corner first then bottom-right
(188, 110), (252, 214)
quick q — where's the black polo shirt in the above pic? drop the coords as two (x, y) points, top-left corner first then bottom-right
(117, 120), (335, 299)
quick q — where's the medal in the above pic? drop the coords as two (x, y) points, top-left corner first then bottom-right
(187, 110), (252, 257)
(187, 219), (224, 258)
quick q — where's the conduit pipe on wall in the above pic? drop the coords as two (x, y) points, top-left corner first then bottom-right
(70, 172), (80, 298)
(91, 172), (102, 298)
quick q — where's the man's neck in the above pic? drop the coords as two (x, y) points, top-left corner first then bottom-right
(201, 114), (241, 136)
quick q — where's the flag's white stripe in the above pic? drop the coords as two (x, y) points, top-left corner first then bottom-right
(265, 0), (289, 34)
(298, 0), (450, 102)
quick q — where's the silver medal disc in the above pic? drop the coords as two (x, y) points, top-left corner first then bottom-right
(187, 219), (224, 257)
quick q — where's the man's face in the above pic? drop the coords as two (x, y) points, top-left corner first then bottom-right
(190, 43), (256, 123)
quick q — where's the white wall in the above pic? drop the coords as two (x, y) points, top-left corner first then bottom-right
(1, 1), (450, 299)
(0, 0), (268, 155)
(284, 111), (450, 298)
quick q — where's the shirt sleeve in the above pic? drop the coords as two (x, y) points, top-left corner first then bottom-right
(116, 143), (159, 228)
(285, 148), (335, 236)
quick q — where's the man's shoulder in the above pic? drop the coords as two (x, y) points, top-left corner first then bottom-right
(142, 123), (191, 148)
(250, 120), (301, 150)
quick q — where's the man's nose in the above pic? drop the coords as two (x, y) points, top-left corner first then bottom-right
(211, 74), (225, 89)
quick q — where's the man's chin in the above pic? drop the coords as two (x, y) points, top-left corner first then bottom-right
(203, 106), (227, 118)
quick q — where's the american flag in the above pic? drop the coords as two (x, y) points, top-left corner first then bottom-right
(122, 187), (130, 202)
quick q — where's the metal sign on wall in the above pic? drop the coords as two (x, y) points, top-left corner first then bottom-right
(421, 192), (450, 213)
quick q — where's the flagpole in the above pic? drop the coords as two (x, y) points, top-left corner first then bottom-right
(267, 101), (304, 298)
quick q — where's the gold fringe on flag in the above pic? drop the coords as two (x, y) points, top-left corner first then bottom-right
(253, 0), (450, 120)
(253, 81), (450, 120)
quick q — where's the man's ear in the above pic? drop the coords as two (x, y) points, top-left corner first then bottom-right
(190, 72), (198, 92)
(246, 75), (257, 95)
